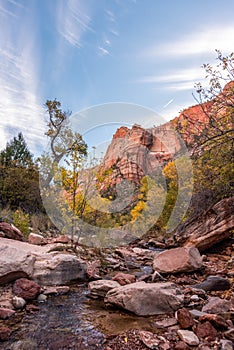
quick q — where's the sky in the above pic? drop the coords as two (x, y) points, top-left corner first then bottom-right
(1, 0), (234, 157)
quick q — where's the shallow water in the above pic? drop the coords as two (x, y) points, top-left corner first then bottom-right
(2, 284), (162, 350)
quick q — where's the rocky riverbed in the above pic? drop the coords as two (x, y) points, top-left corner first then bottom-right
(0, 227), (233, 349)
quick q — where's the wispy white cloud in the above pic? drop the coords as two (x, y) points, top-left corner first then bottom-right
(57, 0), (92, 48)
(0, 0), (46, 156)
(98, 46), (110, 56)
(146, 25), (234, 58)
(137, 67), (207, 92)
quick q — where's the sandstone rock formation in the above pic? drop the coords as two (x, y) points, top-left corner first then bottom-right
(175, 197), (234, 252)
(100, 123), (182, 187)
(105, 281), (184, 316)
(153, 247), (203, 274)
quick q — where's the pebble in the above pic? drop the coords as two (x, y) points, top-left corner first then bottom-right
(12, 296), (26, 309)
(177, 330), (199, 346)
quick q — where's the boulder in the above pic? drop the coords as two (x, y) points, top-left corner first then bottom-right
(13, 278), (41, 301)
(153, 247), (203, 274)
(202, 297), (231, 314)
(0, 238), (87, 286)
(175, 197), (234, 252)
(0, 244), (35, 284)
(192, 275), (231, 292)
(88, 280), (121, 298)
(28, 233), (45, 245)
(0, 222), (24, 241)
(32, 253), (86, 285)
(105, 282), (184, 316)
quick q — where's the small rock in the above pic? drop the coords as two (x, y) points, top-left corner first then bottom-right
(12, 296), (26, 309)
(153, 317), (178, 328)
(195, 321), (218, 340)
(43, 286), (70, 295)
(202, 297), (231, 314)
(28, 233), (45, 245)
(174, 341), (190, 350)
(86, 260), (101, 280)
(112, 272), (136, 285)
(37, 294), (47, 302)
(177, 330), (199, 346)
(189, 309), (208, 319)
(13, 278), (41, 301)
(220, 339), (234, 350)
(0, 307), (15, 319)
(88, 280), (121, 298)
(25, 304), (40, 313)
(53, 235), (70, 244)
(190, 295), (200, 302)
(139, 331), (160, 349)
(0, 325), (11, 341)
(176, 308), (194, 329)
(193, 276), (231, 291)
(199, 314), (229, 330)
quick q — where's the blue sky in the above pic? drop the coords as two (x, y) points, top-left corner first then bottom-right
(1, 0), (234, 157)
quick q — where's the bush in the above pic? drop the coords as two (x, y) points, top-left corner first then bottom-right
(13, 209), (30, 236)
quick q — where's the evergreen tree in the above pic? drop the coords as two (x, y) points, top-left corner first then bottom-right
(0, 132), (33, 168)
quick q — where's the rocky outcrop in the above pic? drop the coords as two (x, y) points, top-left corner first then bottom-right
(104, 281), (184, 316)
(0, 237), (87, 286)
(175, 197), (234, 252)
(0, 222), (24, 241)
(100, 123), (181, 187)
(153, 247), (203, 274)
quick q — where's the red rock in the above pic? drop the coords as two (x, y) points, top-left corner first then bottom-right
(174, 341), (190, 350)
(176, 308), (194, 329)
(113, 126), (129, 139)
(0, 222), (24, 241)
(0, 325), (11, 341)
(25, 304), (40, 313)
(28, 233), (45, 245)
(202, 297), (231, 314)
(0, 307), (15, 319)
(198, 314), (229, 330)
(195, 321), (218, 340)
(112, 272), (136, 285)
(153, 246), (203, 274)
(53, 235), (70, 244)
(13, 278), (41, 301)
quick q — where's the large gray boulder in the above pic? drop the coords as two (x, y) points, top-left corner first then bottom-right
(32, 253), (86, 285)
(153, 246), (203, 274)
(0, 237), (87, 286)
(104, 281), (184, 316)
(0, 244), (35, 284)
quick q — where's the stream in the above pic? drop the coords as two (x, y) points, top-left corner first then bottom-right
(2, 284), (161, 350)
